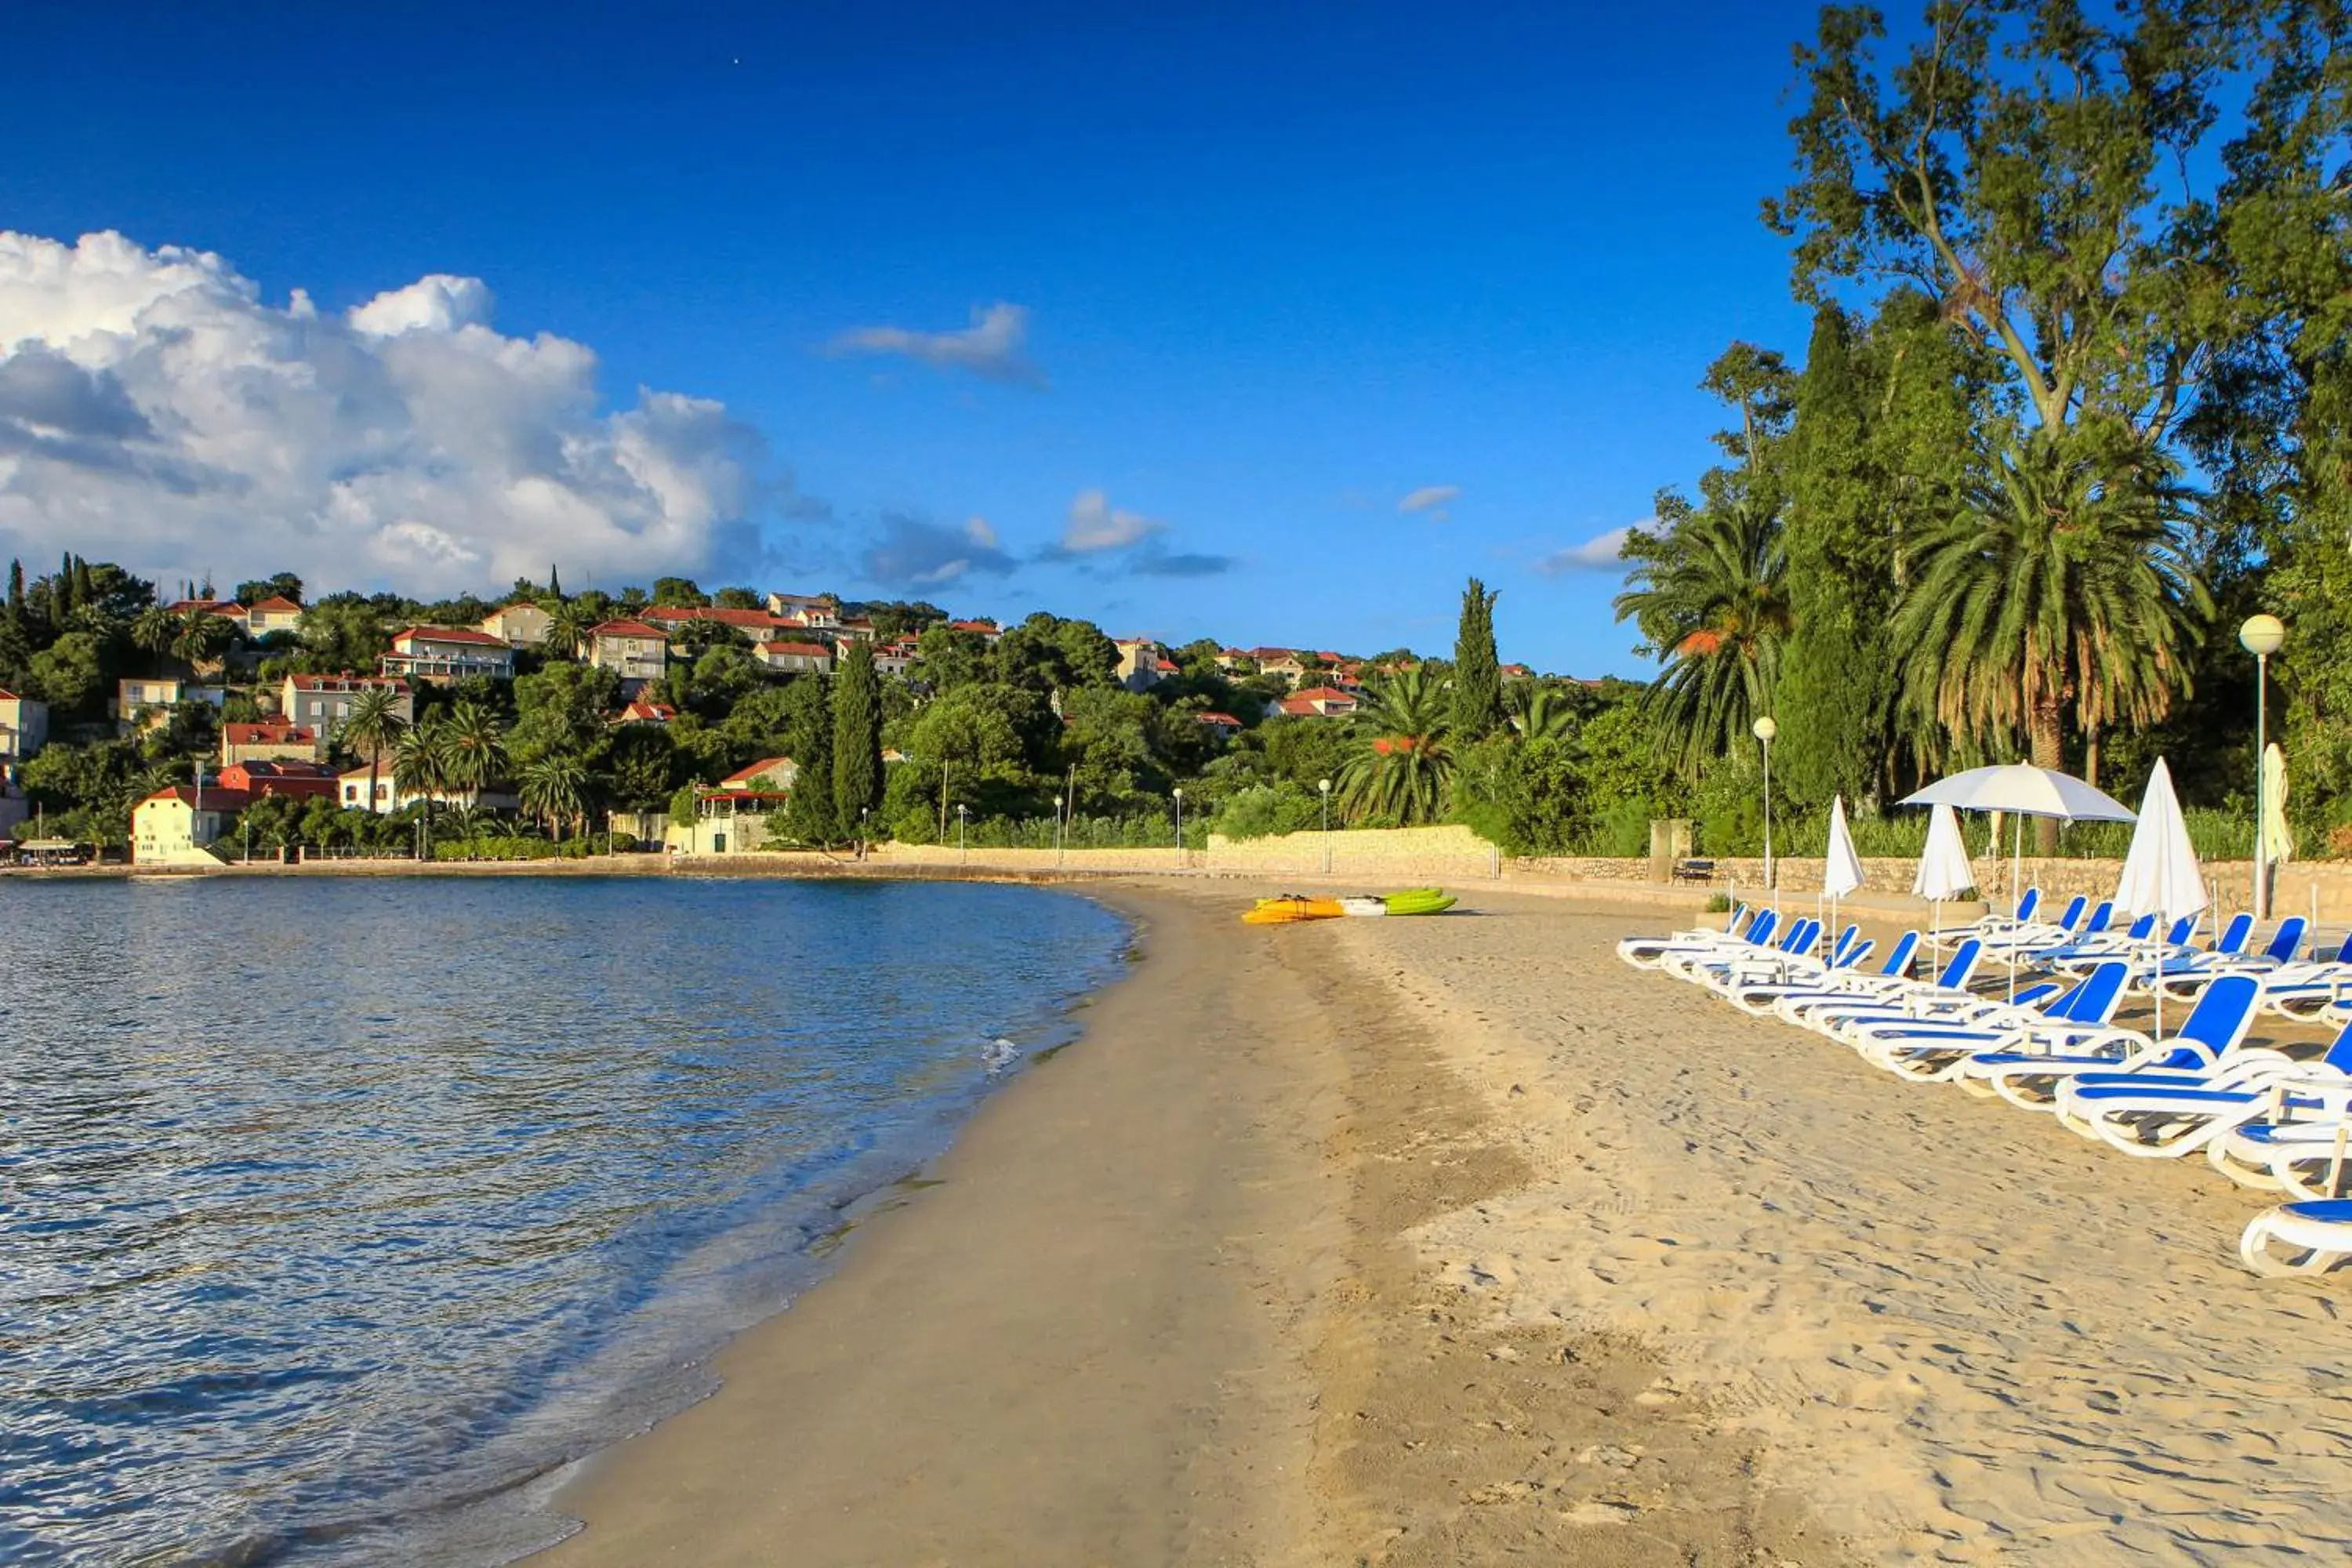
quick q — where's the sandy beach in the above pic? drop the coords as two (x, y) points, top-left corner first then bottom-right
(532, 883), (2352, 1566)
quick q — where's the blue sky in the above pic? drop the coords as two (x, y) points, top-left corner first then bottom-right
(1, 1), (1820, 677)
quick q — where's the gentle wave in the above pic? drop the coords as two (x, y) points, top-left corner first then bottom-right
(0, 874), (1131, 1566)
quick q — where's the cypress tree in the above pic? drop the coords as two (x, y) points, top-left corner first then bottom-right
(549, 564), (562, 597)
(832, 639), (884, 831)
(1450, 576), (1503, 739)
(1777, 305), (1894, 805)
(781, 677), (840, 844)
(5, 559), (21, 620)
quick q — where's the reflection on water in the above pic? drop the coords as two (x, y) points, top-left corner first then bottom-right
(0, 875), (1129, 1565)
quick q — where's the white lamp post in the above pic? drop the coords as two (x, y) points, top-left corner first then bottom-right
(1053, 794), (1065, 865)
(1318, 777), (1333, 874)
(1751, 715), (1778, 891)
(956, 803), (968, 862)
(1172, 787), (1185, 868)
(2241, 614), (2286, 919)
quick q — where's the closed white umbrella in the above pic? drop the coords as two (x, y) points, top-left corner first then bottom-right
(1823, 794), (1864, 958)
(2115, 757), (2208, 1040)
(1913, 800), (1976, 946)
(2260, 742), (2294, 902)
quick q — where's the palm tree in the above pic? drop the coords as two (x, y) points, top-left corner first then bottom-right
(1613, 500), (1789, 779)
(521, 753), (588, 841)
(1892, 434), (2209, 843)
(1335, 667), (1454, 826)
(541, 600), (593, 660)
(339, 686), (406, 817)
(131, 603), (178, 662)
(394, 719), (456, 855)
(1510, 685), (1578, 744)
(441, 802), (485, 846)
(169, 608), (236, 676)
(441, 700), (507, 799)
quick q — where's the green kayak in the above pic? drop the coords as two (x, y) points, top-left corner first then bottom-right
(1383, 888), (1457, 916)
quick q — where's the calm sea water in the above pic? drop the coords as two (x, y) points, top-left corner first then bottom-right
(0, 874), (1131, 1566)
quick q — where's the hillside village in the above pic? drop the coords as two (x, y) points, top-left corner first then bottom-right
(0, 559), (1610, 866)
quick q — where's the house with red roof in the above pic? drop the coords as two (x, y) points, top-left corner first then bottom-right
(244, 596), (304, 637)
(670, 757), (799, 855)
(765, 590), (839, 627)
(753, 640), (835, 675)
(1501, 662), (1535, 681)
(222, 720), (320, 766)
(165, 599), (249, 633)
(610, 696), (677, 728)
(1115, 637), (1171, 693)
(948, 619), (1002, 644)
(587, 620), (668, 684)
(218, 760), (339, 800)
(641, 604), (794, 642)
(380, 625), (516, 682)
(872, 638), (920, 676)
(1195, 711), (1243, 739)
(132, 781), (250, 864)
(1277, 686), (1359, 718)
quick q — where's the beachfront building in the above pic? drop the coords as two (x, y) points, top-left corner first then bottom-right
(217, 760), (339, 800)
(753, 640), (834, 675)
(379, 626), (517, 683)
(280, 673), (415, 734)
(132, 782), (249, 866)
(335, 764), (515, 815)
(115, 677), (228, 729)
(0, 688), (49, 764)
(668, 757), (798, 855)
(586, 620), (668, 685)
(244, 597), (304, 637)
(478, 601), (553, 648)
(222, 720), (320, 766)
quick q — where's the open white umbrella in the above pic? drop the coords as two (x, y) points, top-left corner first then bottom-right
(1823, 794), (1864, 958)
(1912, 800), (1976, 946)
(2115, 757), (2208, 1040)
(1901, 763), (2135, 997)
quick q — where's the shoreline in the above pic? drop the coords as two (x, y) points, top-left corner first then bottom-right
(524, 882), (1848, 1566)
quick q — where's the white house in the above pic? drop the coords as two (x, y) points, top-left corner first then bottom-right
(667, 757), (797, 855)
(379, 625), (517, 682)
(244, 596), (304, 637)
(0, 688), (49, 764)
(116, 677), (227, 728)
(586, 619), (668, 684)
(132, 782), (247, 866)
(478, 601), (553, 648)
(280, 673), (415, 734)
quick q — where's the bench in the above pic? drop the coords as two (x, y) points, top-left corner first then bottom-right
(1670, 857), (1717, 884)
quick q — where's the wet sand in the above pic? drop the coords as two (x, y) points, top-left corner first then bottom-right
(540, 884), (2352, 1566)
(532, 883), (1842, 1566)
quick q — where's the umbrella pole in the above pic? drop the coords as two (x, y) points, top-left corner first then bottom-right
(2009, 815), (2022, 1003)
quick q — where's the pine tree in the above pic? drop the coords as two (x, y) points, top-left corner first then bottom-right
(1450, 577), (1503, 739)
(832, 639), (884, 832)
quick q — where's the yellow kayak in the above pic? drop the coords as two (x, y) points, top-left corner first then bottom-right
(1242, 895), (1346, 925)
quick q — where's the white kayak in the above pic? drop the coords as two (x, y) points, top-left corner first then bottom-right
(1339, 896), (1389, 918)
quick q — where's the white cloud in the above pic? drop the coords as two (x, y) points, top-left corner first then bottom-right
(965, 515), (999, 550)
(829, 302), (1044, 387)
(1398, 483), (1461, 517)
(1534, 525), (1633, 575)
(1061, 488), (1160, 553)
(0, 230), (764, 597)
(863, 513), (1014, 588)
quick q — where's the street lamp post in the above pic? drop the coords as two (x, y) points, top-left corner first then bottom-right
(2241, 614), (2287, 919)
(1172, 787), (1185, 869)
(1318, 777), (1333, 875)
(1751, 715), (1778, 892)
(1053, 794), (1065, 866)
(956, 804), (968, 863)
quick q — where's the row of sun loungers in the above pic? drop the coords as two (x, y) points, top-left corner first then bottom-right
(1618, 897), (2352, 1277)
